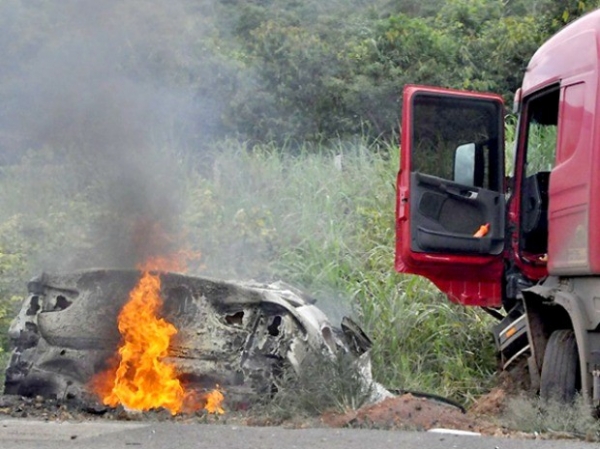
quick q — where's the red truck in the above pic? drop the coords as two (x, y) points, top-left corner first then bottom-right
(396, 9), (600, 404)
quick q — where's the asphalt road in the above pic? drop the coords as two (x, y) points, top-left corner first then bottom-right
(0, 419), (597, 449)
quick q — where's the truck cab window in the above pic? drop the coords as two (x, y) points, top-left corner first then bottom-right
(520, 87), (559, 257)
(411, 94), (503, 192)
(407, 92), (505, 254)
(524, 90), (559, 177)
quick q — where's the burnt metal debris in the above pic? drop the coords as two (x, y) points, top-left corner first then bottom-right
(4, 269), (391, 407)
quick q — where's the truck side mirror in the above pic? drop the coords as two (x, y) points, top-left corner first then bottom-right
(454, 143), (476, 186)
(454, 143), (485, 187)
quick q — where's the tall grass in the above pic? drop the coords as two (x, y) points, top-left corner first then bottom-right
(503, 395), (600, 440)
(0, 137), (496, 403)
(184, 139), (496, 402)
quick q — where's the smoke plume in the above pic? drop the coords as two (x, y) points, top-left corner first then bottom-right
(0, 0), (222, 269)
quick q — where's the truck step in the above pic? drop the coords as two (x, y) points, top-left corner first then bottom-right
(493, 306), (530, 369)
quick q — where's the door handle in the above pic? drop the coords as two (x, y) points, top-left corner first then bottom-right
(442, 184), (479, 200)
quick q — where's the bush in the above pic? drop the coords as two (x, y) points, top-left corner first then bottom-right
(503, 395), (600, 441)
(258, 351), (374, 419)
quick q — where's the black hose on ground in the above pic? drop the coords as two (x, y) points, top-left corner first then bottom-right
(388, 389), (467, 414)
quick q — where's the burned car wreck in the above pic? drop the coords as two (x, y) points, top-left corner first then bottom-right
(4, 269), (391, 410)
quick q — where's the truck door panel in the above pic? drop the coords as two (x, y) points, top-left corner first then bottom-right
(411, 172), (504, 254)
(396, 85), (506, 307)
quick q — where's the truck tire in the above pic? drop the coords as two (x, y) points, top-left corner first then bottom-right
(539, 329), (579, 403)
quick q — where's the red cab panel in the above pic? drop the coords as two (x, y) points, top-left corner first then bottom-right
(396, 85), (506, 307)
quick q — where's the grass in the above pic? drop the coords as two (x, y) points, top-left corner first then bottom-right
(352, 275), (496, 402)
(0, 136), (497, 406)
(502, 395), (600, 441)
(0, 351), (7, 389)
(253, 351), (375, 421)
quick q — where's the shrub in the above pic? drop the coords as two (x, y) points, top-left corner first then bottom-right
(503, 395), (600, 441)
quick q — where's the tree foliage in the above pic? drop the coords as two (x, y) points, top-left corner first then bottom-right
(0, 0), (597, 147)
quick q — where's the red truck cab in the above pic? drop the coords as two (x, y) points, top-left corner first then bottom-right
(396, 9), (600, 403)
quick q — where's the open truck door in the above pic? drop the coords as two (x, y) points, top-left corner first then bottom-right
(396, 86), (506, 307)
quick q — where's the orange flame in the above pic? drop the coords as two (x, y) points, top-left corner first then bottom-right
(204, 388), (225, 414)
(91, 259), (223, 415)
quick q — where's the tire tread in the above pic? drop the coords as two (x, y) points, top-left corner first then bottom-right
(539, 329), (579, 402)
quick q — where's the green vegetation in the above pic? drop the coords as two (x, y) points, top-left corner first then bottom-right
(189, 141), (496, 402)
(503, 395), (600, 441)
(0, 139), (495, 403)
(1, 0), (599, 150)
(0, 0), (599, 405)
(255, 351), (376, 421)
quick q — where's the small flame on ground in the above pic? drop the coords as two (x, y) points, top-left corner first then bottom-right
(204, 388), (225, 415)
(183, 387), (226, 415)
(91, 255), (223, 415)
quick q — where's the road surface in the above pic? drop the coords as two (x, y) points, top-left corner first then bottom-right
(0, 419), (596, 449)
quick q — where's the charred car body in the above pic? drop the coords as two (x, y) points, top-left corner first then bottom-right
(4, 269), (390, 407)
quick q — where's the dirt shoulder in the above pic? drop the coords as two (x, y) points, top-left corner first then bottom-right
(0, 388), (514, 437)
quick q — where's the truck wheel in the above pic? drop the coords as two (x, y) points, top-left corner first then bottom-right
(539, 329), (580, 403)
